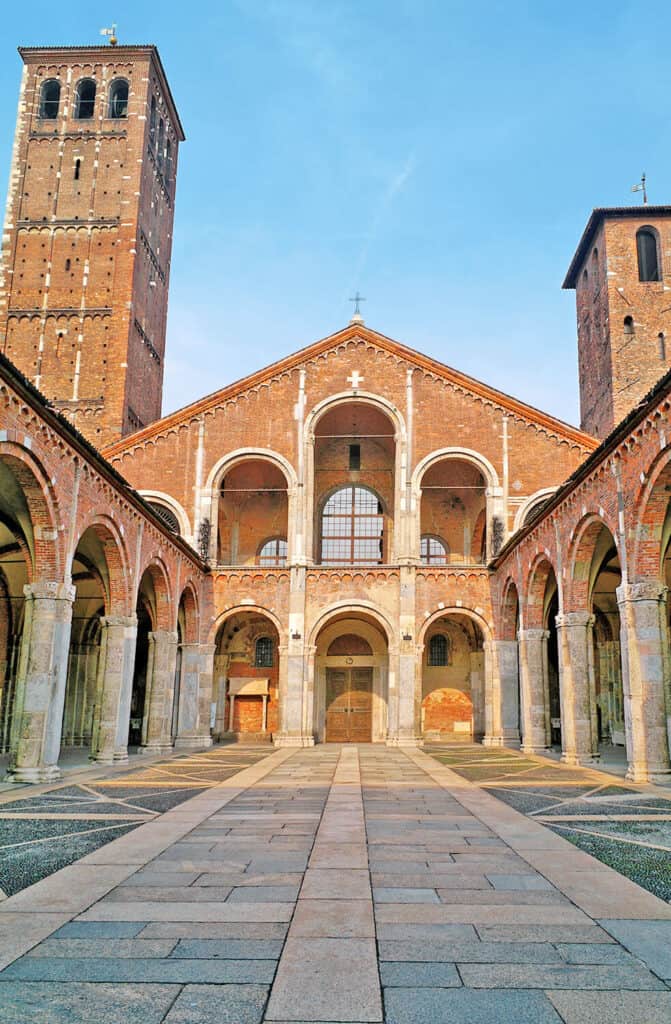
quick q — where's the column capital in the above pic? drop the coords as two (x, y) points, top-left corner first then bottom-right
(616, 581), (668, 605)
(24, 581), (76, 602)
(519, 627), (549, 641)
(200, 642), (217, 655)
(556, 611), (594, 629)
(100, 614), (137, 629)
(148, 630), (179, 644)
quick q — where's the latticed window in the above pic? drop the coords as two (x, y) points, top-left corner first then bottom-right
(428, 633), (450, 666)
(108, 79), (129, 118)
(637, 228), (661, 282)
(255, 636), (274, 668)
(39, 79), (60, 119)
(320, 485), (384, 565)
(74, 79), (96, 119)
(258, 537), (287, 566)
(420, 535), (448, 564)
(147, 501), (180, 535)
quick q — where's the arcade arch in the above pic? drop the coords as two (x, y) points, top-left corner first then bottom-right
(419, 611), (486, 742)
(212, 608), (280, 738)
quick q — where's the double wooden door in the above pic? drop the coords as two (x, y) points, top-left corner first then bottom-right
(325, 667), (373, 742)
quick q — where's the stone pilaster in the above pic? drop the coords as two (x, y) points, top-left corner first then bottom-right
(174, 641), (212, 749)
(275, 565), (313, 747)
(387, 564), (419, 746)
(617, 581), (671, 782)
(518, 628), (549, 753)
(7, 581), (75, 783)
(91, 615), (138, 764)
(485, 639), (520, 747)
(556, 611), (599, 765)
(142, 630), (178, 754)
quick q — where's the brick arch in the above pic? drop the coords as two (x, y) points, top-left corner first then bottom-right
(305, 392), (406, 444)
(177, 582), (200, 645)
(500, 577), (520, 641)
(308, 601), (396, 649)
(418, 605), (492, 647)
(205, 448), (297, 493)
(411, 447), (500, 491)
(210, 604), (283, 646)
(70, 515), (131, 615)
(566, 514), (617, 612)
(0, 441), (62, 581)
(631, 446), (671, 581)
(526, 554), (558, 628)
(136, 557), (173, 630)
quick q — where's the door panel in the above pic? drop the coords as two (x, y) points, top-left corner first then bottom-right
(325, 668), (373, 742)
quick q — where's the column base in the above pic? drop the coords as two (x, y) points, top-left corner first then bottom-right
(386, 735), (421, 747)
(141, 743), (175, 756)
(561, 751), (600, 766)
(483, 734), (505, 747)
(274, 734), (315, 748)
(626, 762), (671, 784)
(174, 735), (213, 750)
(522, 743), (549, 755)
(6, 764), (61, 784)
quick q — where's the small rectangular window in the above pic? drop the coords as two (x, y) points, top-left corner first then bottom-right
(349, 444), (361, 471)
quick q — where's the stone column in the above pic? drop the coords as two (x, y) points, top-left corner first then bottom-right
(556, 611), (599, 765)
(142, 630), (178, 755)
(483, 638), (504, 745)
(8, 581), (75, 783)
(616, 582), (671, 782)
(518, 628), (549, 753)
(173, 642), (211, 749)
(196, 642), (215, 747)
(91, 615), (138, 764)
(387, 564), (420, 746)
(471, 649), (486, 742)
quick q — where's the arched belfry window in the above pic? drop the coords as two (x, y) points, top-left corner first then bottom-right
(321, 485), (384, 565)
(255, 636), (274, 668)
(623, 316), (634, 335)
(149, 95), (157, 145)
(637, 227), (661, 282)
(420, 535), (448, 565)
(428, 633), (451, 667)
(39, 79), (61, 119)
(74, 79), (96, 119)
(157, 119), (165, 169)
(108, 79), (129, 118)
(258, 537), (287, 566)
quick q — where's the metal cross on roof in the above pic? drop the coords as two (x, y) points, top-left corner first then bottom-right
(349, 292), (366, 315)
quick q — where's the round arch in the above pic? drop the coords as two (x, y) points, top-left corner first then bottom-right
(139, 490), (192, 540)
(500, 577), (520, 641)
(526, 553), (559, 629)
(513, 488), (558, 533)
(209, 603), (284, 646)
(566, 513), (619, 612)
(305, 391), (406, 443)
(411, 447), (500, 492)
(308, 600), (396, 649)
(136, 556), (173, 630)
(631, 445), (671, 580)
(69, 514), (132, 615)
(205, 448), (298, 494)
(0, 441), (62, 580)
(177, 581), (200, 644)
(418, 605), (493, 648)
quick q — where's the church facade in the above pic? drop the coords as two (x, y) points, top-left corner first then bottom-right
(0, 43), (670, 784)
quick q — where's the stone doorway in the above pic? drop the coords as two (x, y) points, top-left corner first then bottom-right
(325, 667), (373, 742)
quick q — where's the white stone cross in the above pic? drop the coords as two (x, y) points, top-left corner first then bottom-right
(347, 370), (364, 390)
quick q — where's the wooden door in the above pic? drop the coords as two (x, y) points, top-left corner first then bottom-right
(325, 668), (373, 742)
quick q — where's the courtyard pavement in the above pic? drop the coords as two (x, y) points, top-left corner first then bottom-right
(0, 743), (669, 1022)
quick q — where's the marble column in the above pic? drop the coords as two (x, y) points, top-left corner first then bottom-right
(8, 581), (75, 783)
(275, 565), (313, 746)
(142, 630), (178, 754)
(91, 614), (138, 764)
(518, 628), (549, 753)
(387, 564), (420, 746)
(617, 581), (671, 782)
(485, 640), (520, 747)
(556, 611), (599, 765)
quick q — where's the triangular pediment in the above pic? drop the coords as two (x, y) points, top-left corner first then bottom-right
(103, 323), (597, 456)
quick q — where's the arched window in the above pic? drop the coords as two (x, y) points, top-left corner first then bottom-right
(420, 535), (448, 565)
(637, 228), (661, 282)
(321, 485), (384, 565)
(147, 501), (180, 535)
(157, 119), (165, 169)
(39, 79), (60, 119)
(255, 636), (274, 668)
(149, 95), (157, 146)
(74, 79), (96, 119)
(165, 139), (173, 184)
(258, 537), (287, 566)
(428, 633), (450, 667)
(623, 316), (634, 335)
(108, 79), (129, 118)
(659, 333), (666, 361)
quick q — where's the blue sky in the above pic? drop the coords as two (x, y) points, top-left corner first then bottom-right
(1, 1), (668, 426)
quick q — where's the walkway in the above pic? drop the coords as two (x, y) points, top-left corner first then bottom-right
(0, 744), (670, 1023)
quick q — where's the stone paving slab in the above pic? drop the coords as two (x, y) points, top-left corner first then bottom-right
(383, 987), (563, 1023)
(0, 981), (181, 1024)
(545, 989), (671, 1023)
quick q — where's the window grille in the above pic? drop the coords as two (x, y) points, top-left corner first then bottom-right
(320, 485), (383, 565)
(420, 535), (448, 564)
(255, 636), (274, 668)
(258, 538), (288, 566)
(148, 501), (180, 535)
(428, 633), (450, 666)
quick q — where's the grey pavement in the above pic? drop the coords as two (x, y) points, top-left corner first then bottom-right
(0, 743), (670, 1022)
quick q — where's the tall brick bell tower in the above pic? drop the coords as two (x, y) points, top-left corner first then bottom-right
(0, 43), (184, 446)
(564, 207), (671, 439)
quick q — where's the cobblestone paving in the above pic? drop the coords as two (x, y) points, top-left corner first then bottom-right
(0, 744), (670, 1022)
(0, 746), (271, 896)
(424, 744), (671, 903)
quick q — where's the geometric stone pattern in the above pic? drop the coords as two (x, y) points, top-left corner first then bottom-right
(0, 744), (670, 1021)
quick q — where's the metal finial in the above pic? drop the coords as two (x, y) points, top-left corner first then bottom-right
(631, 173), (647, 205)
(100, 24), (118, 46)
